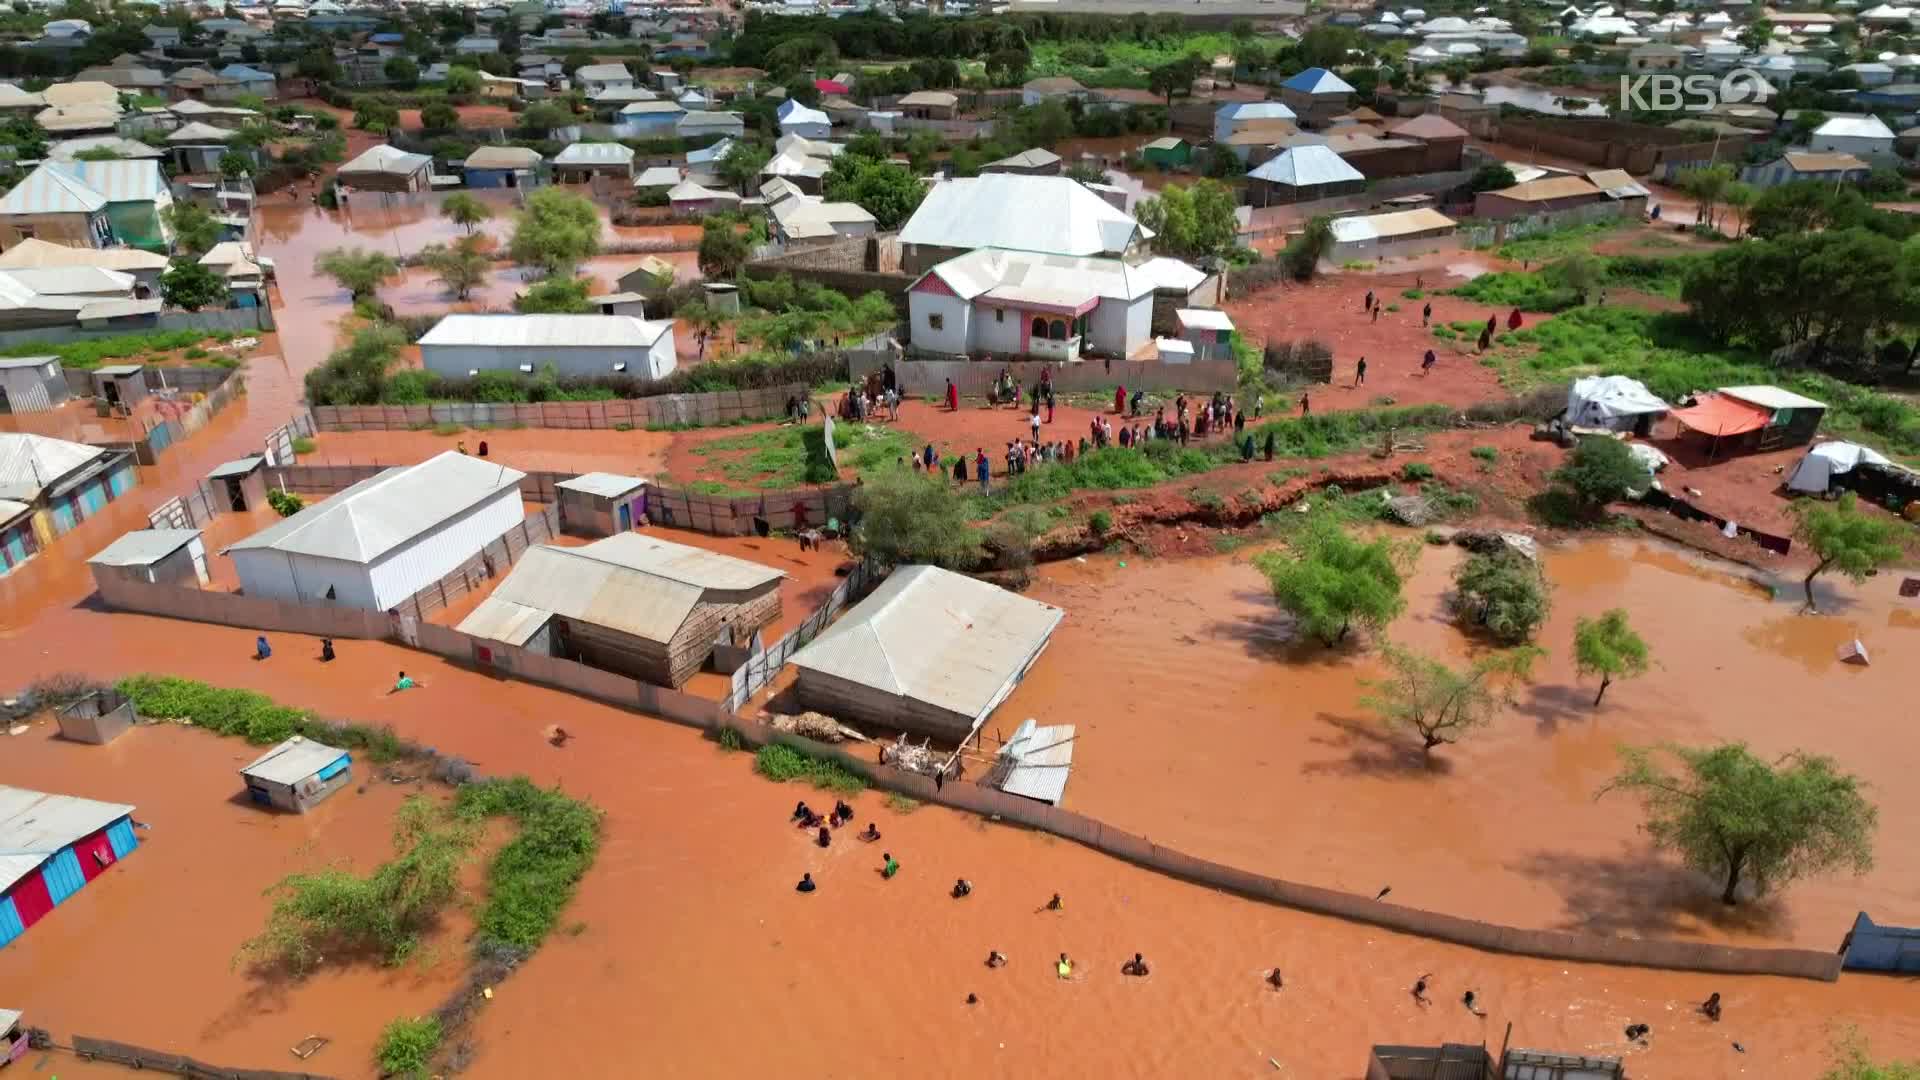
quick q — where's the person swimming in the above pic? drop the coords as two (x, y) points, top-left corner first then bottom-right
(951, 879), (972, 899)
(816, 826), (832, 848)
(1624, 1023), (1651, 1042)
(1266, 968), (1285, 990)
(1045, 893), (1063, 911)
(986, 951), (1007, 968)
(1056, 953), (1073, 979)
(881, 853), (900, 879)
(792, 801), (811, 823)
(795, 873), (815, 893)
(1701, 992), (1722, 1022)
(1463, 990), (1485, 1017)
(1121, 953), (1149, 977)
(859, 823), (881, 842)
(1411, 973), (1433, 1006)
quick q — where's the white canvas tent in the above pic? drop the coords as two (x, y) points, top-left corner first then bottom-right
(1566, 375), (1669, 430)
(1788, 441), (1891, 494)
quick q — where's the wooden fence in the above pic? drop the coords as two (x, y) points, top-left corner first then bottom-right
(310, 384), (807, 432)
(146, 484), (218, 531)
(263, 410), (316, 466)
(724, 558), (879, 712)
(644, 482), (859, 537)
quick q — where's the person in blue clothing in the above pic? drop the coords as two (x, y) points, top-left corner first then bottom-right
(254, 635), (271, 660)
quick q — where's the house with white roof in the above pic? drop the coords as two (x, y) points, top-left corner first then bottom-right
(0, 160), (172, 251)
(768, 193), (877, 246)
(1246, 145), (1366, 206)
(1810, 115), (1897, 158)
(1841, 62), (1896, 87)
(335, 144), (432, 194)
(907, 246), (1160, 362)
(1213, 100), (1298, 142)
(776, 98), (831, 138)
(617, 99), (686, 135)
(0, 432), (137, 543)
(573, 62), (634, 95)
(553, 142), (636, 182)
(667, 179), (742, 214)
(225, 451), (528, 613)
(418, 313), (676, 381)
(898, 173), (1151, 274)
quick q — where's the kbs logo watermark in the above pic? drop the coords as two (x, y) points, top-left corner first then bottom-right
(1617, 68), (1775, 112)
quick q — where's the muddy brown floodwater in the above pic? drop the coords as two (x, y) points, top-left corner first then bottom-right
(998, 537), (1920, 949)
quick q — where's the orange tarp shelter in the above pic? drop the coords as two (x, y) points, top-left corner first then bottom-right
(1670, 394), (1770, 437)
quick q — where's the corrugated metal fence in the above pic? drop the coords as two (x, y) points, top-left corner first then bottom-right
(644, 482), (858, 537)
(388, 507), (558, 623)
(724, 558), (879, 713)
(309, 384), (807, 432)
(852, 354), (1240, 398)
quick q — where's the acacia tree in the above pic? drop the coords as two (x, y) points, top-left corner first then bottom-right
(418, 236), (489, 300)
(507, 188), (600, 274)
(1133, 179), (1239, 262)
(164, 202), (222, 256)
(159, 258), (229, 312)
(1601, 742), (1876, 906)
(698, 218), (750, 279)
(441, 191), (491, 234)
(1550, 436), (1650, 519)
(1363, 643), (1542, 756)
(1573, 608), (1649, 707)
(1791, 492), (1903, 613)
(1449, 550), (1552, 644)
(850, 468), (981, 569)
(1251, 515), (1414, 647)
(315, 248), (399, 301)
(513, 275), (593, 313)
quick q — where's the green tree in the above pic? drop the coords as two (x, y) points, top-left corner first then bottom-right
(1551, 251), (1604, 303)
(985, 46), (1031, 86)
(1684, 229), (1916, 357)
(1363, 643), (1542, 756)
(1573, 608), (1649, 707)
(296, 47), (340, 81)
(217, 150), (253, 179)
(1549, 436), (1649, 518)
(507, 188), (600, 273)
(849, 467), (982, 569)
(440, 191), (491, 234)
(1282, 215), (1334, 281)
(1250, 515), (1414, 647)
(418, 235), (489, 300)
(315, 248), (400, 301)
(354, 100), (401, 133)
(419, 101), (458, 130)
(698, 217), (750, 279)
(822, 156), (926, 230)
(302, 322), (408, 406)
(1147, 56), (1202, 108)
(1601, 742), (1876, 906)
(1737, 17), (1774, 51)
(716, 140), (771, 194)
(1822, 1031), (1920, 1080)
(444, 65), (481, 99)
(1449, 550), (1552, 644)
(1721, 180), (1756, 237)
(1134, 178), (1239, 262)
(1790, 492), (1904, 613)
(513, 274), (592, 313)
(1010, 100), (1073, 147)
(1675, 163), (1733, 229)
(519, 100), (575, 133)
(164, 201), (222, 257)
(158, 258), (229, 312)
(384, 56), (420, 88)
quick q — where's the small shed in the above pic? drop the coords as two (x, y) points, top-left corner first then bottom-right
(463, 145), (543, 189)
(0, 355), (67, 414)
(1719, 385), (1827, 450)
(1140, 136), (1191, 169)
(790, 565), (1064, 744)
(1175, 308), (1235, 362)
(557, 471), (648, 536)
(88, 527), (208, 589)
(55, 687), (137, 745)
(986, 718), (1076, 805)
(0, 786), (138, 947)
(206, 454), (267, 512)
(240, 736), (351, 812)
(91, 364), (148, 409)
(458, 533), (785, 686)
(1670, 386), (1827, 456)
(336, 144), (432, 194)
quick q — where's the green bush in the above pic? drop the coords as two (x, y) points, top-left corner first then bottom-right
(291, 436), (316, 455)
(1, 328), (216, 369)
(1449, 550), (1552, 644)
(454, 777), (603, 953)
(376, 1016), (442, 1078)
(1401, 461), (1434, 481)
(1471, 446), (1499, 464)
(1088, 509), (1112, 536)
(754, 743), (867, 794)
(267, 489), (305, 517)
(116, 675), (411, 760)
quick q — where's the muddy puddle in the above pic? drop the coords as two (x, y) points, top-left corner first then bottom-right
(997, 536), (1920, 948)
(0, 723), (466, 1078)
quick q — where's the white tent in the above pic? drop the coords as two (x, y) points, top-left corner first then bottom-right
(1566, 375), (1670, 430)
(1787, 441), (1891, 494)
(1628, 442), (1669, 473)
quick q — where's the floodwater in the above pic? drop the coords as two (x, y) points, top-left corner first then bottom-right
(2, 598), (1916, 1079)
(0, 723), (467, 1079)
(998, 537), (1920, 949)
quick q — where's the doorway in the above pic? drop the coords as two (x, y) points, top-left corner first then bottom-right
(225, 477), (247, 512)
(617, 502), (632, 531)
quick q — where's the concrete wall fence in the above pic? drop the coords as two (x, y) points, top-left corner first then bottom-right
(309, 383), (807, 432)
(854, 352), (1240, 397)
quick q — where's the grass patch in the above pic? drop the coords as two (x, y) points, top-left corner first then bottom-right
(1401, 461), (1434, 481)
(754, 742), (867, 795)
(1088, 509), (1112, 536)
(291, 436), (316, 455)
(1402, 288), (1425, 299)
(1212, 533), (1249, 553)
(716, 727), (743, 752)
(454, 777), (603, 954)
(117, 674), (411, 761)
(1471, 445), (1499, 464)
(691, 422), (911, 489)
(0, 328), (232, 370)
(1026, 30), (1237, 89)
(990, 440), (1223, 508)
(376, 1016), (442, 1079)
(1489, 220), (1623, 262)
(432, 422), (464, 437)
(884, 792), (922, 814)
(1249, 403), (1454, 460)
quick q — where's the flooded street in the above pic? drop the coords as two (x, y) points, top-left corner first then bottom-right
(1000, 537), (1920, 949)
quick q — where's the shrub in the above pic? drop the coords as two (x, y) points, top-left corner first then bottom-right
(1401, 461), (1434, 481)
(291, 436), (316, 455)
(1551, 436), (1650, 518)
(1088, 509), (1112, 536)
(454, 777), (603, 952)
(754, 743), (867, 794)
(1449, 550), (1552, 643)
(267, 489), (305, 517)
(1470, 445), (1499, 464)
(376, 1016), (442, 1078)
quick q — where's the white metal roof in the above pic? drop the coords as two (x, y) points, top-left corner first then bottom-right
(1249, 145), (1365, 187)
(634, 165), (683, 188)
(987, 148), (1060, 169)
(777, 100), (829, 127)
(240, 736), (348, 785)
(554, 141), (637, 165)
(1720, 385), (1827, 411)
(1328, 207), (1458, 242)
(0, 432), (106, 501)
(772, 195), (874, 238)
(900, 174), (1146, 260)
(1281, 67), (1356, 94)
(1220, 101), (1299, 123)
(460, 533), (783, 645)
(419, 313), (670, 349)
(0, 355), (54, 370)
(574, 62), (632, 81)
(207, 454), (263, 479)
(920, 247), (1155, 305)
(165, 121), (236, 144)
(668, 180), (740, 203)
(993, 718), (1075, 805)
(556, 471), (646, 498)
(225, 451), (525, 564)
(0, 266), (132, 295)
(1815, 115), (1896, 139)
(0, 238), (164, 273)
(339, 143), (431, 176)
(89, 527), (200, 566)
(790, 565), (1064, 724)
(1177, 308), (1235, 331)
(0, 786), (135, 893)
(464, 146), (542, 170)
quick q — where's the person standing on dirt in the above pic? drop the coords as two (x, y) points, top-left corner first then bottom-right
(946, 378), (958, 412)
(954, 453), (968, 483)
(1300, 392), (1311, 417)
(1264, 430), (1276, 461)
(1030, 406), (1042, 444)
(1423, 302), (1432, 327)
(976, 449), (990, 494)
(1364, 289), (1374, 313)
(1234, 409), (1246, 436)
(1114, 385), (1126, 415)
(1355, 357), (1367, 386)
(1508, 308), (1523, 332)
(1371, 303), (1380, 324)
(1423, 349), (1437, 375)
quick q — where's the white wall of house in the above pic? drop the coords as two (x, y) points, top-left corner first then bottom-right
(1809, 133), (1894, 158)
(1088, 296), (1150, 356)
(975, 304), (1024, 354)
(363, 487), (525, 611)
(645, 332), (677, 379)
(233, 547), (379, 609)
(421, 342), (668, 378)
(908, 290), (971, 354)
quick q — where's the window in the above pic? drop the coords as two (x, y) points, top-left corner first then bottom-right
(994, 308), (1004, 323)
(928, 313), (944, 330)
(1031, 317), (1046, 337)
(518, 363), (535, 373)
(1048, 319), (1068, 341)
(612, 362), (627, 372)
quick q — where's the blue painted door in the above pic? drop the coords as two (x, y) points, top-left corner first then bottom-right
(43, 848), (85, 905)
(0, 897), (21, 947)
(618, 503), (632, 531)
(78, 482), (107, 516)
(2, 531), (26, 571)
(106, 818), (138, 859)
(51, 500), (76, 532)
(108, 464), (133, 497)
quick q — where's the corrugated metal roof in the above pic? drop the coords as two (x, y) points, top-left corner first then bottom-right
(669, 180), (738, 203)
(1221, 101), (1298, 123)
(225, 451), (525, 563)
(0, 238), (165, 273)
(1, 266), (133, 295)
(901, 174), (1145, 260)
(0, 498), (29, 524)
(1816, 115), (1895, 139)
(993, 719), (1076, 805)
(556, 471), (646, 498)
(464, 146), (542, 170)
(1281, 67), (1356, 94)
(241, 736), (348, 785)
(575, 63), (632, 81)
(634, 165), (682, 187)
(1329, 207), (1458, 242)
(987, 148), (1061, 169)
(1721, 384), (1827, 411)
(88, 527), (200, 566)
(165, 121), (236, 144)
(338, 144), (431, 176)
(1248, 145), (1365, 187)
(554, 142), (637, 166)
(461, 533), (783, 644)
(1177, 308), (1235, 331)
(1388, 113), (1470, 139)
(60, 160), (166, 203)
(619, 101), (685, 116)
(1487, 175), (1601, 201)
(0, 355), (54, 370)
(923, 247), (1154, 305)
(898, 90), (959, 107)
(0, 163), (106, 214)
(0, 432), (105, 501)
(207, 454), (263, 479)
(49, 135), (163, 160)
(419, 313), (671, 349)
(0, 786), (134, 892)
(790, 565), (1064, 723)
(37, 104), (123, 133)
(777, 100), (829, 127)
(1135, 257), (1206, 292)
(593, 86), (659, 103)
(41, 82), (117, 108)
(1586, 169), (1652, 199)
(1784, 151), (1868, 172)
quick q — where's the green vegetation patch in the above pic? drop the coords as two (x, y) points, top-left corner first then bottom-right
(1489, 220), (1624, 262)
(117, 675), (410, 760)
(754, 742), (868, 795)
(455, 777), (603, 953)
(376, 1016), (442, 1079)
(2, 329), (237, 370)
(690, 422), (912, 491)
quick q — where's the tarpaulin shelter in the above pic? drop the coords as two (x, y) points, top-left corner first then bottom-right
(1669, 393), (1772, 460)
(1566, 375), (1669, 434)
(1787, 441), (1891, 494)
